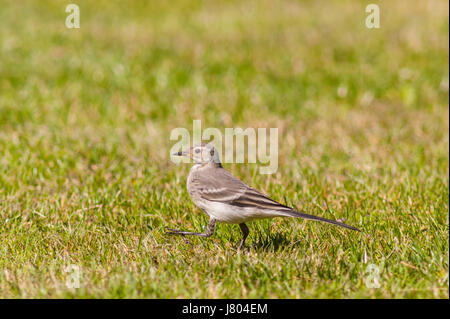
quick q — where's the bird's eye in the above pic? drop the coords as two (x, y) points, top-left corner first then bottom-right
(195, 148), (201, 153)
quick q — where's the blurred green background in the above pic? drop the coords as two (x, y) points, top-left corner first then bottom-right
(0, 0), (448, 298)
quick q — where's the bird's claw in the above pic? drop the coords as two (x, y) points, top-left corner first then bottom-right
(165, 227), (193, 245)
(181, 236), (193, 245)
(165, 227), (181, 234)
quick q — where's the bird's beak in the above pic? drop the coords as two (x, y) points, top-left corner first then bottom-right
(173, 151), (188, 157)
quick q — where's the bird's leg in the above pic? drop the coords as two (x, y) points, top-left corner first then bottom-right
(238, 223), (249, 250)
(165, 218), (216, 240)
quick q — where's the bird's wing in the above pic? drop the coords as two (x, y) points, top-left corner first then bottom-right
(191, 166), (361, 232)
(192, 167), (292, 212)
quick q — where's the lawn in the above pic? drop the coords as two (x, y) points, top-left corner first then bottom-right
(0, 0), (448, 298)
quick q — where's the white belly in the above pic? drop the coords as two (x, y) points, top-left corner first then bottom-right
(199, 200), (286, 224)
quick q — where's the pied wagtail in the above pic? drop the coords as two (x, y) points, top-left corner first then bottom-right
(166, 143), (360, 249)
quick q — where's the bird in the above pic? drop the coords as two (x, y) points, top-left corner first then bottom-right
(166, 143), (360, 249)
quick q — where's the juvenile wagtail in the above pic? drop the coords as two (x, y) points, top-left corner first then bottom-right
(166, 143), (360, 249)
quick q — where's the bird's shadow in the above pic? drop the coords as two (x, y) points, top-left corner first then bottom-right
(249, 231), (301, 252)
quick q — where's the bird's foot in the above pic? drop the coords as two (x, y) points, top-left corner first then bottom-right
(181, 235), (193, 245)
(165, 227), (193, 245)
(237, 242), (247, 253)
(165, 227), (184, 234)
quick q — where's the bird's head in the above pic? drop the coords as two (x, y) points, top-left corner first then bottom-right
(173, 143), (221, 164)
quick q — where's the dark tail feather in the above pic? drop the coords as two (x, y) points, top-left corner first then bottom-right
(285, 210), (361, 232)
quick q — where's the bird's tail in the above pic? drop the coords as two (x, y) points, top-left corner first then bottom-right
(284, 210), (361, 232)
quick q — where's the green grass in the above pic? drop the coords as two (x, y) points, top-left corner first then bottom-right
(0, 0), (448, 298)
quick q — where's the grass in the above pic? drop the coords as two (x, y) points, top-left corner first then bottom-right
(0, 0), (448, 298)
